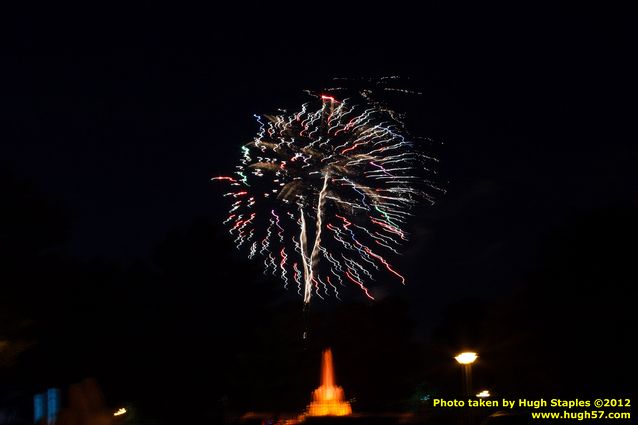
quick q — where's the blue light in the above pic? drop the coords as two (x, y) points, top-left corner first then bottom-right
(34, 394), (45, 423)
(46, 388), (60, 424)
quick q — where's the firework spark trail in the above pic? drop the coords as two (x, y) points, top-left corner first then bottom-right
(326, 275), (340, 300)
(279, 248), (289, 288)
(234, 212), (255, 247)
(298, 205), (313, 304)
(214, 80), (441, 303)
(272, 210), (285, 242)
(308, 173), (330, 281)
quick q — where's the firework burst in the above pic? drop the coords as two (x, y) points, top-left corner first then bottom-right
(214, 78), (441, 303)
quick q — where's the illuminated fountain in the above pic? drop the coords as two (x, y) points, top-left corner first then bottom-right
(304, 349), (352, 417)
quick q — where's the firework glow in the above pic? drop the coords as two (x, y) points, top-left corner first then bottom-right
(214, 78), (441, 304)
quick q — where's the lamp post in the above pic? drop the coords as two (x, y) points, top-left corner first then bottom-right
(455, 352), (478, 425)
(454, 352), (478, 398)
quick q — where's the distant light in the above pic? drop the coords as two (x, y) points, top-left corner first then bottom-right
(34, 394), (45, 423)
(47, 389), (60, 424)
(476, 390), (491, 398)
(114, 408), (127, 416)
(454, 352), (478, 365)
(321, 95), (336, 102)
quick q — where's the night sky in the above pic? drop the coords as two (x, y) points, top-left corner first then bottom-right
(1, 4), (635, 424)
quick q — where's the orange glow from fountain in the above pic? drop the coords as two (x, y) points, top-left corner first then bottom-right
(305, 349), (352, 417)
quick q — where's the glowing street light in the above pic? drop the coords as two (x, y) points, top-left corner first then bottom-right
(454, 352), (478, 365)
(454, 352), (478, 398)
(476, 390), (491, 398)
(113, 408), (127, 417)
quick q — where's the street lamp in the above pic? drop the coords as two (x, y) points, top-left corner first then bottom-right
(454, 352), (478, 365)
(476, 390), (490, 398)
(455, 352), (478, 425)
(454, 352), (478, 398)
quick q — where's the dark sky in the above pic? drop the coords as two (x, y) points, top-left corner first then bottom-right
(1, 3), (636, 415)
(4, 5), (633, 288)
